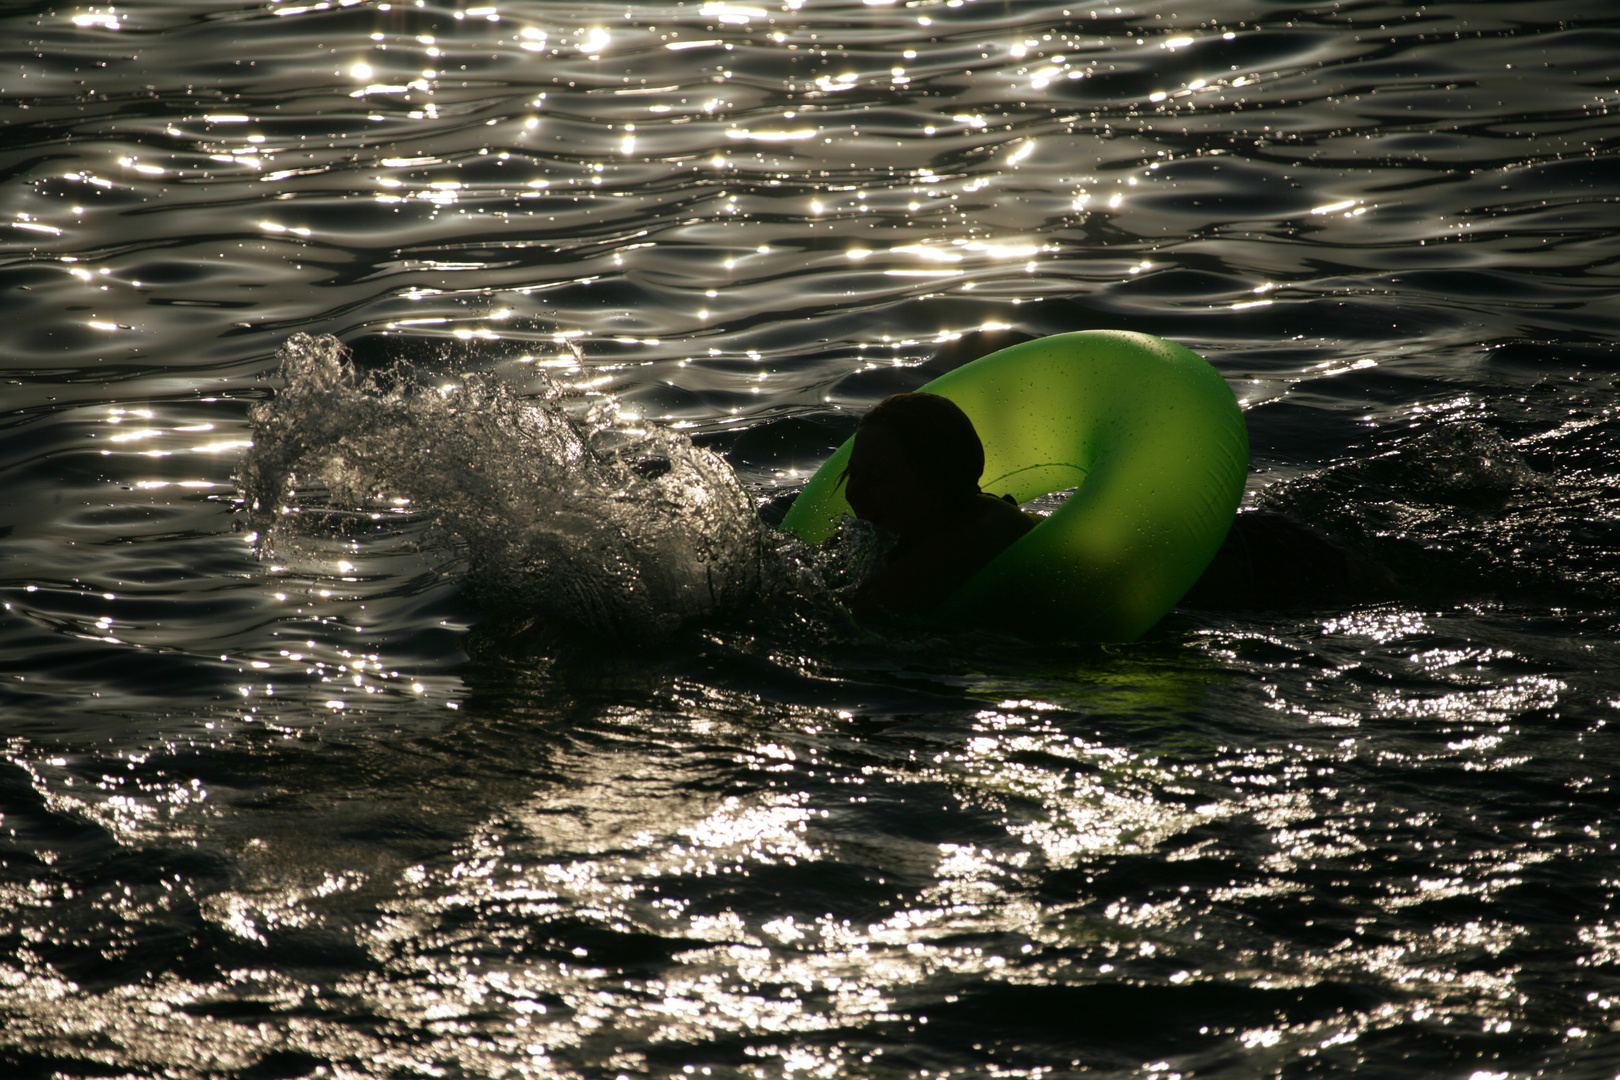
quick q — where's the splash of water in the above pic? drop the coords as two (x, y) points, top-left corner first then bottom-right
(239, 334), (776, 641)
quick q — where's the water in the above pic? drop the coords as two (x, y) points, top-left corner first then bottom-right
(238, 332), (779, 642)
(3, 1), (1620, 1076)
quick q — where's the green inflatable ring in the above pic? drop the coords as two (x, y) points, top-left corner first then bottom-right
(780, 330), (1249, 641)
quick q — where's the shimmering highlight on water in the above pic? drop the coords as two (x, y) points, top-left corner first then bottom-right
(4, 1), (1620, 1077)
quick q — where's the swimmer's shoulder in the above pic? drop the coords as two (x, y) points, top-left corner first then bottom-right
(849, 494), (1037, 620)
(970, 491), (1039, 549)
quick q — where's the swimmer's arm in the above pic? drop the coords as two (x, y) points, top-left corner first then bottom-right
(846, 536), (975, 620)
(848, 502), (1037, 621)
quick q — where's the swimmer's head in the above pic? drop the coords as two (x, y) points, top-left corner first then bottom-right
(858, 392), (984, 501)
(840, 392), (984, 534)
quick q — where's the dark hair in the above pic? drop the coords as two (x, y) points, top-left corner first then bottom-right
(854, 392), (984, 501)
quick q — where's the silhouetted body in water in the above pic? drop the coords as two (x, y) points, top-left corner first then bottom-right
(838, 392), (1036, 620)
(837, 390), (1383, 625)
(1180, 509), (1392, 610)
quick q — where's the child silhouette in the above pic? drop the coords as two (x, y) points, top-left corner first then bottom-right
(839, 392), (1037, 619)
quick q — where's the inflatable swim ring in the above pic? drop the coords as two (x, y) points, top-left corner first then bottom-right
(780, 330), (1249, 641)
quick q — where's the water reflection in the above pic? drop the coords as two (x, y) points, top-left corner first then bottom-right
(214, 647), (1253, 1069)
(0, 616), (1304, 1074)
(33, 0), (1380, 388)
(10, 1), (1620, 1076)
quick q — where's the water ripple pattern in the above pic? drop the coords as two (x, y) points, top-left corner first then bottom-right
(3, 2), (1620, 1078)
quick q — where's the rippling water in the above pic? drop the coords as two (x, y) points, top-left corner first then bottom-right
(5, 1), (1620, 1076)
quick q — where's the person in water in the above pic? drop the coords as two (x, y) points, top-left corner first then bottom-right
(838, 391), (1036, 619)
(835, 389), (1383, 623)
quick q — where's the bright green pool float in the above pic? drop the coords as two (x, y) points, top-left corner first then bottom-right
(780, 330), (1249, 641)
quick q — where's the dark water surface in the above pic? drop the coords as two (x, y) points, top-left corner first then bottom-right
(4, 1), (1620, 1076)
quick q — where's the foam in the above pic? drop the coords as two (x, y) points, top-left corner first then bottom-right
(239, 333), (770, 641)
